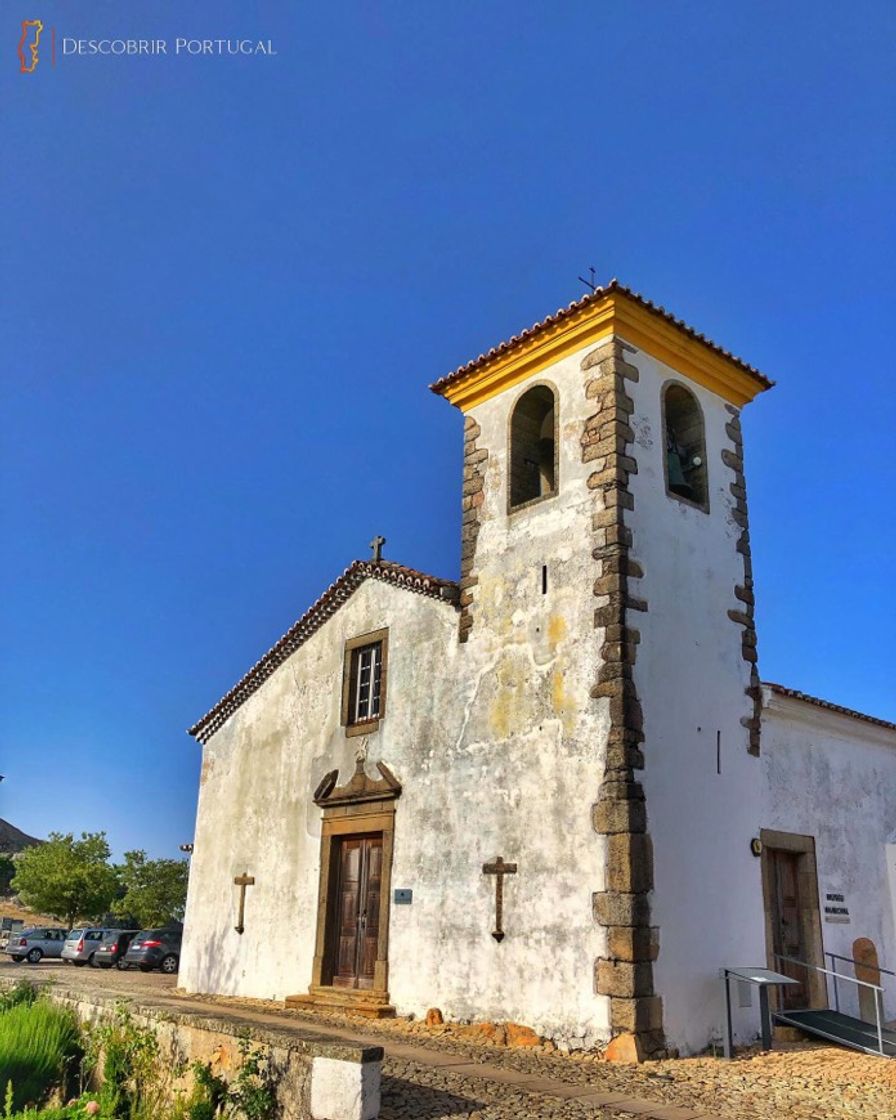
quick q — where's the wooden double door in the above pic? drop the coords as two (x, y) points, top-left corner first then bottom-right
(328, 834), (383, 990)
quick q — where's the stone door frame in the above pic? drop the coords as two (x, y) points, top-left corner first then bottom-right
(306, 756), (401, 1004)
(760, 828), (826, 1008)
(312, 803), (395, 995)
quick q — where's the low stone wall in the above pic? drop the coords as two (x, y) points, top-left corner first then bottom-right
(1, 980), (382, 1120)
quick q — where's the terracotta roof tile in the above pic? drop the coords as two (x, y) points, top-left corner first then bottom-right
(763, 682), (896, 732)
(430, 279), (774, 397)
(188, 560), (459, 744)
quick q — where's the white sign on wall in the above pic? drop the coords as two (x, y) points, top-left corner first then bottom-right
(823, 888), (850, 924)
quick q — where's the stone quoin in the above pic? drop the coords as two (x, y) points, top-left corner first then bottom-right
(180, 281), (896, 1058)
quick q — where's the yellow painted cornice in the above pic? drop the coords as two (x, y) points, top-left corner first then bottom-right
(434, 290), (771, 411)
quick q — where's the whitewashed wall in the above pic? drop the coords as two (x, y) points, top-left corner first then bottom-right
(182, 335), (791, 1055)
(443, 348), (614, 1046)
(181, 344), (616, 1047)
(182, 356), (614, 1045)
(180, 581), (460, 1006)
(761, 688), (896, 1021)
(624, 348), (767, 1055)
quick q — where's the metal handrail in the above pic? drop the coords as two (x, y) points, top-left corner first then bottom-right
(774, 953), (884, 992)
(825, 950), (896, 978)
(774, 953), (886, 1057)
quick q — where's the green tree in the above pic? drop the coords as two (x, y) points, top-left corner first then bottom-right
(11, 832), (118, 928)
(0, 854), (15, 895)
(114, 851), (189, 927)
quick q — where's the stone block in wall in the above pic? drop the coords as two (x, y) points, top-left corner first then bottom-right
(609, 995), (664, 1034)
(593, 890), (651, 928)
(607, 925), (659, 963)
(593, 798), (646, 835)
(310, 1056), (380, 1120)
(606, 833), (653, 894)
(596, 958), (655, 998)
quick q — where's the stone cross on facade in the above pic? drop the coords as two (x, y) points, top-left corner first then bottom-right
(482, 856), (517, 942)
(233, 873), (255, 935)
(369, 535), (386, 562)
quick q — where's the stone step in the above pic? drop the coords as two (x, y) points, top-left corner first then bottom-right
(285, 988), (396, 1019)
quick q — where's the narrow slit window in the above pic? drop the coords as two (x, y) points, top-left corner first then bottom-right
(663, 383), (708, 509)
(541, 565), (548, 595)
(509, 385), (557, 509)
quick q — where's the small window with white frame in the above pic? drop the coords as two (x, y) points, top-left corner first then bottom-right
(341, 628), (388, 735)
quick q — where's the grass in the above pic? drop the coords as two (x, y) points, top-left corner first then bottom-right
(0, 995), (275, 1120)
(0, 982), (37, 1014)
(0, 999), (80, 1111)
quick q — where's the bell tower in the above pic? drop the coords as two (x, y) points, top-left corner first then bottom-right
(430, 282), (773, 1056)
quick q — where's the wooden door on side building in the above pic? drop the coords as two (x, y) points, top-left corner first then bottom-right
(330, 834), (382, 990)
(769, 848), (810, 1009)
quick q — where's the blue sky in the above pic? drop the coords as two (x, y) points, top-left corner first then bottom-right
(2, 1), (894, 858)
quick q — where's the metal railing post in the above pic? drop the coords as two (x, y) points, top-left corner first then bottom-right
(876, 989), (884, 1057)
(826, 952), (840, 1012)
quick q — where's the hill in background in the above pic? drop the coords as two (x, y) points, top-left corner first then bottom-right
(0, 818), (41, 855)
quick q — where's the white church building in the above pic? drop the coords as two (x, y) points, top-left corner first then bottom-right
(180, 282), (896, 1058)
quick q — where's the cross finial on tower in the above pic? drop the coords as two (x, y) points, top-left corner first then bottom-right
(578, 265), (598, 293)
(370, 535), (386, 562)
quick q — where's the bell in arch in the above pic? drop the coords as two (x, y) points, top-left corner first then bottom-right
(667, 434), (693, 500)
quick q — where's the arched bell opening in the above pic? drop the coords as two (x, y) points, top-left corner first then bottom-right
(509, 384), (557, 510)
(663, 383), (708, 509)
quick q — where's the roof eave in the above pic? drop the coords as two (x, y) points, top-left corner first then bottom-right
(188, 560), (459, 745)
(430, 282), (773, 412)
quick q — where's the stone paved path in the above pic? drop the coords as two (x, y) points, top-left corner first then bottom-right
(3, 961), (893, 1119)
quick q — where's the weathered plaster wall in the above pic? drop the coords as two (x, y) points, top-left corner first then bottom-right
(437, 350), (614, 1046)
(181, 580), (459, 1006)
(181, 582), (461, 1003)
(182, 355), (613, 1055)
(761, 690), (896, 1020)
(622, 347), (766, 1055)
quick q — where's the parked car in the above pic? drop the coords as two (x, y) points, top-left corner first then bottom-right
(123, 928), (182, 974)
(62, 928), (112, 967)
(93, 929), (139, 970)
(4, 927), (68, 964)
(0, 920), (25, 952)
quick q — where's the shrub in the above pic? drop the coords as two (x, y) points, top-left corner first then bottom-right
(0, 1001), (80, 1111)
(0, 1002), (275, 1120)
(0, 983), (37, 1014)
(80, 1006), (163, 1120)
(2, 1082), (101, 1119)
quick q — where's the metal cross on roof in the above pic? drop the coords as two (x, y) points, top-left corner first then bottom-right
(578, 265), (598, 293)
(370, 535), (386, 562)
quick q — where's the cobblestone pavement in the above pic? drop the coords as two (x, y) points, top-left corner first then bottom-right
(3, 961), (894, 1119)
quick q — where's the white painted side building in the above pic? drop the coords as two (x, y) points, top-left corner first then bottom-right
(180, 284), (896, 1057)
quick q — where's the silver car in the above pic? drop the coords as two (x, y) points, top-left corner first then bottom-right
(0, 921), (25, 952)
(61, 928), (109, 967)
(4, 926), (68, 964)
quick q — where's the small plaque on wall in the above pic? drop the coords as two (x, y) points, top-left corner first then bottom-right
(824, 890), (850, 923)
(393, 889), (413, 905)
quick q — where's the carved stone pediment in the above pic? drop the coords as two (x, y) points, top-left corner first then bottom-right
(313, 757), (402, 807)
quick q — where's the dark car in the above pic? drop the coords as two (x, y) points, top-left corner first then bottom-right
(123, 928), (182, 974)
(93, 929), (139, 970)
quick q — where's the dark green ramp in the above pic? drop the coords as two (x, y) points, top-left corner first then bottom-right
(774, 1009), (896, 1057)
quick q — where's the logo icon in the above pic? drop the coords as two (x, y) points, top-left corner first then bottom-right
(18, 18), (44, 73)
